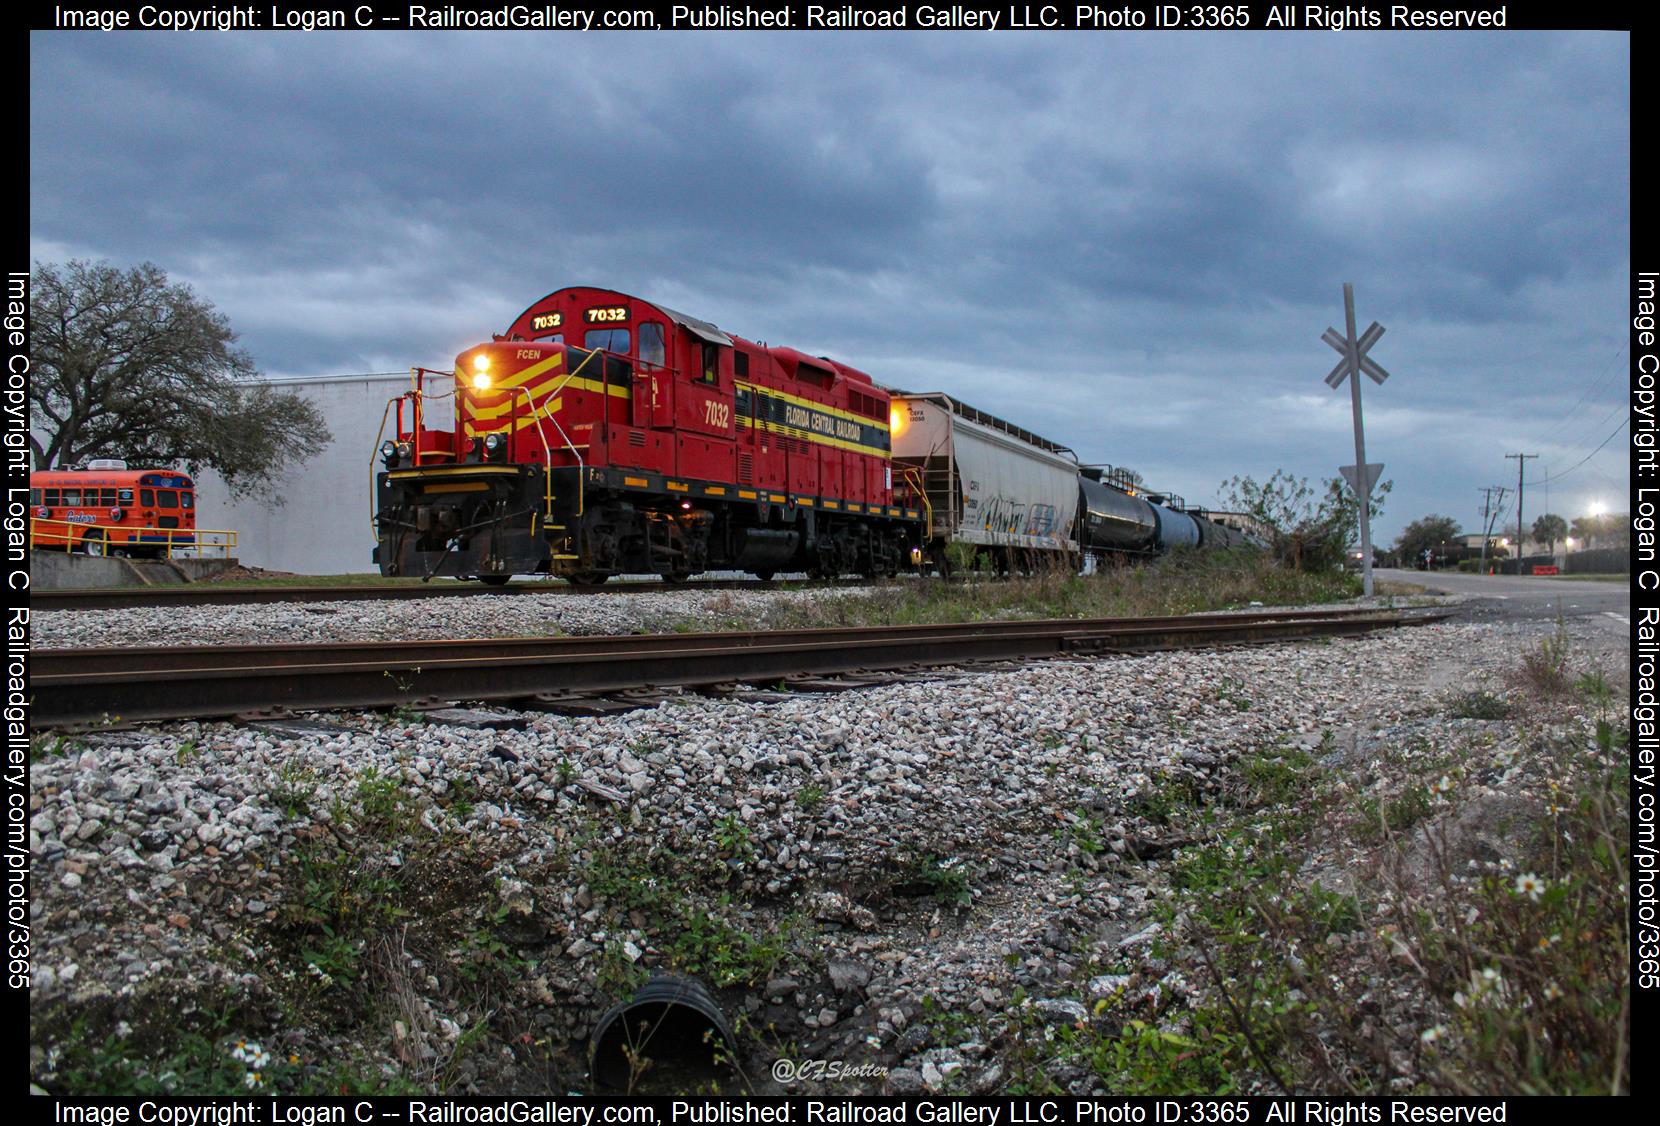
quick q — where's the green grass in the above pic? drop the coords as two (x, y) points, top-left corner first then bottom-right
(752, 549), (1360, 632)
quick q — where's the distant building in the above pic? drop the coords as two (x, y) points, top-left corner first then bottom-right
(1207, 511), (1271, 544)
(194, 372), (413, 574)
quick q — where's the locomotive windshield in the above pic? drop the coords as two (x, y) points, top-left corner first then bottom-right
(584, 328), (629, 353)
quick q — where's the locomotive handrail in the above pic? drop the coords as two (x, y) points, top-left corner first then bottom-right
(372, 394), (399, 542)
(507, 384), (573, 521)
(901, 464), (932, 532)
(31, 517), (237, 559)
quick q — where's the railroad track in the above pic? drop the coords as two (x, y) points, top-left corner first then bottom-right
(33, 606), (1449, 728)
(31, 575), (857, 612)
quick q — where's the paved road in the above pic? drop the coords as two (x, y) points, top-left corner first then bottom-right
(1375, 567), (1631, 630)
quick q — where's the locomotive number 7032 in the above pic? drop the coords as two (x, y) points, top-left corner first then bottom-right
(703, 400), (731, 428)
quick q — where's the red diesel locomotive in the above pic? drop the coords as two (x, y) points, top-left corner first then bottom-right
(374, 286), (927, 585)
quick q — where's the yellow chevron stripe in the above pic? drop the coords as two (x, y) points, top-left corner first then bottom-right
(465, 373), (573, 420)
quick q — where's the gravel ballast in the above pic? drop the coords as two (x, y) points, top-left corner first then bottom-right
(26, 600), (1626, 1094)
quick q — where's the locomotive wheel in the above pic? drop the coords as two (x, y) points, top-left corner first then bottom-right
(664, 571), (691, 584)
(477, 574), (511, 586)
(753, 570), (776, 582)
(568, 571), (610, 588)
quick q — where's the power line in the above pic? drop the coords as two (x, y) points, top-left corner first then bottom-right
(1551, 398), (1628, 461)
(1539, 341), (1627, 444)
(1525, 416), (1630, 486)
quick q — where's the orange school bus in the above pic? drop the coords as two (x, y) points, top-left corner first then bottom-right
(29, 462), (197, 557)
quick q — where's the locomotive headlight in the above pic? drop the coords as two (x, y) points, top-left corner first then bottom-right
(470, 353), (492, 390)
(380, 440), (398, 465)
(484, 433), (503, 452)
(471, 372), (492, 390)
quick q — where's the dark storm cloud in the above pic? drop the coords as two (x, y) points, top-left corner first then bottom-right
(29, 29), (1630, 536)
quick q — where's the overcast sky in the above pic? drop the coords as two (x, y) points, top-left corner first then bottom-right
(29, 28), (1631, 543)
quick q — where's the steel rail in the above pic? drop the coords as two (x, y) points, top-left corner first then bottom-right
(31, 576), (864, 611)
(32, 608), (1448, 727)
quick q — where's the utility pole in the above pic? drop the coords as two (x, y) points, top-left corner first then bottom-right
(1506, 453), (1538, 571)
(1321, 284), (1391, 598)
(1478, 485), (1509, 575)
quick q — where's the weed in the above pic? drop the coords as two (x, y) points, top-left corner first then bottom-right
(1083, 1016), (1248, 1095)
(382, 668), (424, 724)
(354, 767), (415, 830)
(30, 734), (78, 763)
(899, 849), (975, 908)
(1129, 771), (1205, 826)
(456, 903), (530, 984)
(1515, 614), (1572, 697)
(1575, 669), (1614, 706)
(270, 762), (319, 819)
(446, 774), (475, 820)
(1214, 677), (1254, 712)
(1237, 748), (1315, 806)
(595, 937), (650, 997)
(1061, 811), (1107, 857)
(1448, 691), (1511, 720)
(173, 739), (200, 766)
(1353, 784), (1435, 843)
(712, 815), (754, 863)
(666, 907), (793, 987)
(794, 783), (826, 811)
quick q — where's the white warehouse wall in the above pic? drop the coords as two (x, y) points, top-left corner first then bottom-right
(194, 373), (415, 574)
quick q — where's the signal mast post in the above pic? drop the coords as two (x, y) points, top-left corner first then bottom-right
(1322, 283), (1391, 599)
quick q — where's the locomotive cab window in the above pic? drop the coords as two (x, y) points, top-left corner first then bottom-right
(640, 322), (665, 369)
(584, 328), (630, 355)
(699, 343), (719, 385)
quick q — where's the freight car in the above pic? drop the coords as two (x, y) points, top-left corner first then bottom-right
(889, 392), (1082, 574)
(890, 394), (1248, 575)
(373, 287), (927, 585)
(1076, 471), (1248, 563)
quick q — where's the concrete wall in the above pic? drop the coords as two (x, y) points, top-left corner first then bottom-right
(30, 551), (237, 589)
(193, 373), (417, 574)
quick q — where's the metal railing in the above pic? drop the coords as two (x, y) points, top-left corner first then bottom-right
(31, 518), (238, 559)
(900, 465), (932, 531)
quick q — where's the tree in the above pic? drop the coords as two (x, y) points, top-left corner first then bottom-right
(1570, 513), (1628, 548)
(1218, 469), (1391, 572)
(29, 259), (331, 496)
(1395, 514), (1461, 566)
(1532, 513), (1568, 553)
